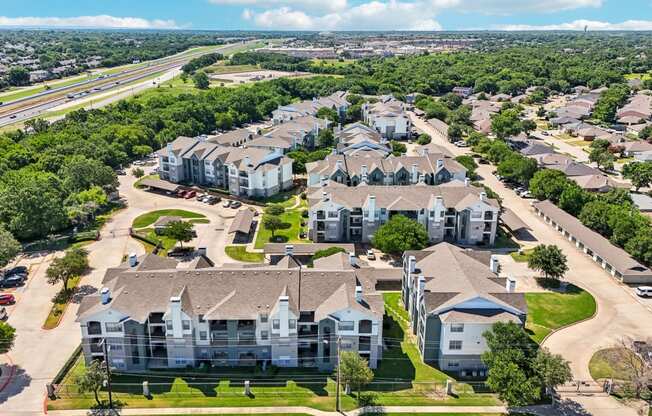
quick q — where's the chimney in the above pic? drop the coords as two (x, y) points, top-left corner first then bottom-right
(480, 192), (487, 202)
(331, 148), (337, 155)
(100, 287), (111, 305)
(417, 275), (426, 299)
(349, 252), (357, 267)
(418, 173), (425, 184)
(411, 163), (418, 183)
(506, 277), (516, 293)
(320, 177), (327, 187)
(408, 255), (417, 273)
(355, 285), (363, 303)
(128, 253), (138, 267)
(464, 178), (470, 187)
(197, 247), (207, 257)
(367, 195), (376, 222)
(436, 159), (444, 170)
(361, 164), (368, 177)
(490, 255), (499, 273)
(285, 245), (294, 256)
(322, 191), (328, 202)
(169, 296), (182, 338)
(278, 296), (289, 337)
(336, 159), (344, 171)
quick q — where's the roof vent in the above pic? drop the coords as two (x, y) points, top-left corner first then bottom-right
(100, 287), (111, 305)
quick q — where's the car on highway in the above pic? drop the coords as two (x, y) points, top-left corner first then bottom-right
(9, 115), (16, 119)
(0, 294), (16, 305)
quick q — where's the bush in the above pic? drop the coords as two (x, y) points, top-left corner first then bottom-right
(416, 133), (431, 145)
(313, 246), (347, 260)
(301, 209), (309, 218)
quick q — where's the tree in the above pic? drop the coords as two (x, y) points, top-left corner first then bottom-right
(6, 67), (30, 86)
(533, 348), (573, 401)
(262, 215), (283, 237)
(491, 108), (522, 139)
(497, 154), (538, 185)
(416, 133), (431, 145)
(623, 161), (652, 191)
(536, 106), (547, 118)
(0, 322), (16, 355)
(264, 204), (285, 216)
(454, 155), (478, 179)
(336, 351), (374, 400)
(132, 167), (145, 178)
(317, 129), (335, 148)
(558, 184), (593, 216)
(615, 338), (652, 399)
(527, 244), (568, 281)
(529, 170), (570, 203)
(316, 107), (339, 123)
(625, 232), (652, 266)
(192, 71), (210, 89)
(75, 360), (107, 406)
(447, 123), (463, 141)
(0, 225), (20, 268)
(588, 139), (615, 171)
(163, 220), (195, 248)
(579, 200), (614, 237)
(639, 125), (652, 140)
(521, 119), (537, 135)
(46, 247), (89, 294)
(372, 215), (429, 255)
(390, 141), (407, 156)
(59, 155), (118, 194)
(132, 144), (153, 159)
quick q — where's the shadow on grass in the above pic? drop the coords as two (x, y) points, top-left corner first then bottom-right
(371, 311), (416, 393)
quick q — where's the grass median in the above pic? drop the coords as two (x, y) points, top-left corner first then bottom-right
(132, 209), (207, 229)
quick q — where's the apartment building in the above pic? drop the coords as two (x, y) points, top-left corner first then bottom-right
(335, 123), (392, 157)
(77, 250), (385, 371)
(401, 243), (527, 376)
(156, 134), (293, 198)
(249, 115), (331, 153)
(307, 181), (500, 245)
(272, 91), (349, 124)
(306, 152), (466, 188)
(362, 96), (411, 139)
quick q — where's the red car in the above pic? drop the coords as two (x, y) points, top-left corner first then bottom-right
(0, 294), (15, 305)
(177, 190), (187, 198)
(184, 191), (196, 199)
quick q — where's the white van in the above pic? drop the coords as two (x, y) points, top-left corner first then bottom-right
(635, 286), (652, 298)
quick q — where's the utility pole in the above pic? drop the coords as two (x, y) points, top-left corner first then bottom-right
(101, 339), (114, 409)
(335, 335), (341, 412)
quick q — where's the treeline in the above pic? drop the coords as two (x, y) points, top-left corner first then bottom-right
(229, 52), (313, 72)
(0, 75), (358, 242)
(182, 53), (223, 74)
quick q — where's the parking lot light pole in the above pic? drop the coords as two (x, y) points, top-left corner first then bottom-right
(101, 339), (114, 409)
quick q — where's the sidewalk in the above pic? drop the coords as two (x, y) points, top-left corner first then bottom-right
(47, 405), (508, 415)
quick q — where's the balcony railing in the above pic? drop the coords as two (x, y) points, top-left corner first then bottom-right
(211, 331), (229, 346)
(90, 343), (103, 354)
(237, 331), (256, 345)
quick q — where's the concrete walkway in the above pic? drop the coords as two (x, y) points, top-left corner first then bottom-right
(47, 405), (508, 415)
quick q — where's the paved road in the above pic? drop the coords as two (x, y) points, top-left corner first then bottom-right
(411, 113), (652, 416)
(0, 166), (244, 415)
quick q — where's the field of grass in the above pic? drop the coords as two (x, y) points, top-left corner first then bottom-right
(510, 248), (534, 263)
(225, 245), (265, 263)
(589, 348), (643, 382)
(132, 209), (207, 229)
(43, 275), (82, 330)
(525, 284), (596, 343)
(625, 72), (652, 80)
(311, 58), (356, 69)
(207, 64), (260, 74)
(254, 198), (308, 249)
(49, 293), (498, 411)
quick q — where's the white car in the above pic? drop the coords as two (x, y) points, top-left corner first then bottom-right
(366, 250), (376, 260)
(222, 200), (231, 208)
(635, 286), (652, 297)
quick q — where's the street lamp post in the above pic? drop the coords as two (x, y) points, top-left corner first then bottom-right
(101, 339), (114, 409)
(335, 335), (342, 412)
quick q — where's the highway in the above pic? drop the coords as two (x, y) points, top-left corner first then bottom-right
(0, 41), (254, 127)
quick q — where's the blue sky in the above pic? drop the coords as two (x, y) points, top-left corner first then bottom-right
(0, 0), (651, 31)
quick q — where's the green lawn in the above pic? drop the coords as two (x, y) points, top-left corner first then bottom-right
(49, 293), (499, 412)
(525, 284), (596, 343)
(132, 209), (207, 229)
(493, 229), (520, 250)
(589, 348), (642, 382)
(225, 246), (265, 262)
(43, 275), (82, 330)
(254, 199), (308, 249)
(510, 248), (534, 263)
(134, 174), (160, 188)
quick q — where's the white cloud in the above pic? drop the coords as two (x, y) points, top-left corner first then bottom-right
(247, 0), (442, 30)
(430, 0), (602, 14)
(210, 0), (348, 13)
(496, 19), (652, 31)
(0, 15), (179, 29)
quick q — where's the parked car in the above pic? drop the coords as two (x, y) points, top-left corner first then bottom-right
(0, 294), (15, 305)
(177, 190), (187, 198)
(478, 158), (489, 164)
(184, 191), (196, 199)
(4, 266), (27, 276)
(366, 250), (376, 260)
(0, 307), (7, 320)
(207, 196), (220, 205)
(231, 201), (242, 209)
(196, 193), (207, 201)
(0, 274), (26, 288)
(223, 200), (232, 208)
(635, 286), (652, 297)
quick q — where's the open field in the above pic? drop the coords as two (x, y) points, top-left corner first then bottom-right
(525, 284), (596, 343)
(254, 198), (309, 249)
(589, 347), (643, 381)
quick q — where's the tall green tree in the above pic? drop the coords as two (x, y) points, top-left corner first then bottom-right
(46, 247), (89, 294)
(527, 244), (569, 281)
(59, 155), (118, 194)
(262, 215), (283, 238)
(491, 108), (522, 139)
(0, 322), (16, 354)
(164, 220), (195, 248)
(336, 351), (374, 401)
(75, 360), (107, 406)
(317, 129), (335, 148)
(623, 162), (652, 191)
(588, 139), (615, 170)
(192, 71), (210, 89)
(529, 170), (570, 203)
(0, 225), (20, 268)
(372, 215), (429, 255)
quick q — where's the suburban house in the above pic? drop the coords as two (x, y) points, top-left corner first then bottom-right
(272, 91), (349, 124)
(335, 123), (392, 156)
(452, 87), (474, 98)
(156, 134), (293, 198)
(307, 181), (500, 245)
(401, 242), (526, 376)
(77, 249), (387, 372)
(617, 94), (651, 125)
(252, 115), (331, 152)
(306, 152), (466, 188)
(362, 96), (411, 139)
(533, 200), (652, 284)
